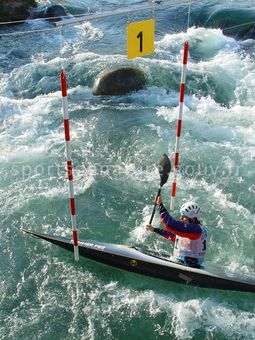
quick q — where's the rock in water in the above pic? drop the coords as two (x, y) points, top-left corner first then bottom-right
(45, 5), (67, 19)
(93, 67), (146, 96)
(0, 0), (37, 22)
(30, 4), (67, 21)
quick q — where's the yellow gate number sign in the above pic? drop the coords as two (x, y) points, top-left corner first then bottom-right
(127, 19), (155, 59)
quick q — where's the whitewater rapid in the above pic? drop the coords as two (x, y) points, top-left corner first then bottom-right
(0, 1), (254, 339)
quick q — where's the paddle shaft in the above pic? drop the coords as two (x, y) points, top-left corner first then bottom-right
(149, 186), (162, 225)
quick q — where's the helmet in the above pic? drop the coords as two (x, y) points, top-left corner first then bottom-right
(180, 201), (201, 219)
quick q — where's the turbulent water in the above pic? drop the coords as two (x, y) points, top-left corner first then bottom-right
(0, 0), (255, 339)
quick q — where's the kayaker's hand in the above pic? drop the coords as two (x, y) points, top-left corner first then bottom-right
(146, 224), (154, 232)
(154, 194), (162, 205)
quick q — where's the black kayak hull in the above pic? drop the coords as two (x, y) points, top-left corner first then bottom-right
(22, 229), (255, 293)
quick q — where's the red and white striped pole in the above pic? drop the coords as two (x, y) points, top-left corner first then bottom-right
(60, 69), (79, 261)
(170, 41), (189, 211)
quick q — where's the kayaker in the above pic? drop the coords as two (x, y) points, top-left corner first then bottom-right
(146, 195), (207, 267)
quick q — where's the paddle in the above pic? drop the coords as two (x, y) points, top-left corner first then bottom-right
(148, 153), (171, 225)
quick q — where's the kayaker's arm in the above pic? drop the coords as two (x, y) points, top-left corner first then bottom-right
(159, 203), (202, 240)
(145, 225), (175, 241)
(153, 228), (176, 241)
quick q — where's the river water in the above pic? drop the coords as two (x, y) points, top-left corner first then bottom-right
(0, 1), (255, 339)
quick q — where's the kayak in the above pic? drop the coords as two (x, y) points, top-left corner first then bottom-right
(22, 229), (255, 293)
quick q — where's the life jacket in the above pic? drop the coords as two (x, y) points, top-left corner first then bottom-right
(173, 227), (207, 261)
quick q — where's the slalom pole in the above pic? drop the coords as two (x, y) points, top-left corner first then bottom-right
(170, 41), (189, 211)
(60, 69), (79, 261)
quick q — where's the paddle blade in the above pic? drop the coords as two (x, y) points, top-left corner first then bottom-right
(159, 153), (171, 187)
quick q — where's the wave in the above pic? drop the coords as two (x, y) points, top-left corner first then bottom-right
(192, 4), (255, 40)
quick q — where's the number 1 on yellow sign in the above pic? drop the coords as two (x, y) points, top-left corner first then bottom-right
(127, 19), (155, 59)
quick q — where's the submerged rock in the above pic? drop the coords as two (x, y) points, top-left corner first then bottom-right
(0, 0), (37, 22)
(30, 4), (67, 21)
(93, 67), (146, 96)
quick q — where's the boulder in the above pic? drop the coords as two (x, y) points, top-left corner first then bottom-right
(30, 4), (67, 21)
(0, 0), (37, 22)
(93, 67), (146, 96)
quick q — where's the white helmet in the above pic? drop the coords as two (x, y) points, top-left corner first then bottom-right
(180, 201), (201, 219)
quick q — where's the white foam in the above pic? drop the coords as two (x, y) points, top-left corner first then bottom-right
(156, 27), (238, 60)
(129, 205), (153, 244)
(75, 22), (104, 41)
